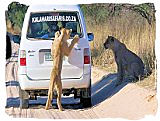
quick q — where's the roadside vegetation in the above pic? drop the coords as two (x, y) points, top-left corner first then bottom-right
(6, 2), (28, 35)
(80, 3), (156, 90)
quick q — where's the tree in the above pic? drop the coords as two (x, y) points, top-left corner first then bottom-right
(6, 2), (28, 34)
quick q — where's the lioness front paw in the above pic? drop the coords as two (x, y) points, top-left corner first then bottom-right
(74, 34), (79, 39)
(73, 35), (79, 43)
(55, 31), (60, 38)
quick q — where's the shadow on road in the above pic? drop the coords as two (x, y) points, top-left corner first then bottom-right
(6, 96), (83, 109)
(6, 82), (82, 109)
(91, 73), (129, 107)
(6, 73), (130, 109)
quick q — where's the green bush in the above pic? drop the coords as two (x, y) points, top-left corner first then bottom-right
(6, 2), (28, 30)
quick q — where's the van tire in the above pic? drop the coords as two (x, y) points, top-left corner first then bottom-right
(80, 97), (92, 108)
(80, 80), (92, 108)
(20, 98), (29, 109)
(19, 87), (29, 109)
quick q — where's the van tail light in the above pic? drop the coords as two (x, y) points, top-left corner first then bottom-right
(20, 50), (26, 66)
(84, 48), (90, 64)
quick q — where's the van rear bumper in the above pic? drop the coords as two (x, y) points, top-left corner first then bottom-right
(18, 74), (91, 90)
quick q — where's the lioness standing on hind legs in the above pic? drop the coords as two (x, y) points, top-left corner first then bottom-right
(45, 28), (79, 111)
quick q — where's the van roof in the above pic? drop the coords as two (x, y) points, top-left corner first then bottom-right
(28, 4), (80, 12)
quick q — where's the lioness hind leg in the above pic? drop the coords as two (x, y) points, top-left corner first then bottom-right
(129, 63), (141, 81)
(45, 80), (55, 110)
(45, 88), (53, 110)
(56, 81), (63, 111)
(45, 70), (57, 110)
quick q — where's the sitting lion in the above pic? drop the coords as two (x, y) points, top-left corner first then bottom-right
(45, 28), (79, 111)
(104, 36), (145, 84)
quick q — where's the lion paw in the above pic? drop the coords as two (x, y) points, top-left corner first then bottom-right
(55, 31), (60, 38)
(73, 35), (79, 43)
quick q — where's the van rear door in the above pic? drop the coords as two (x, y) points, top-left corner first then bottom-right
(25, 11), (84, 80)
(25, 40), (83, 80)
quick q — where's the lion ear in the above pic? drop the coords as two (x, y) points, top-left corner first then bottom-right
(111, 36), (114, 42)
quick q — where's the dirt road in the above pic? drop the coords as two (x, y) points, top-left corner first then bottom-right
(5, 42), (157, 119)
(5, 62), (157, 119)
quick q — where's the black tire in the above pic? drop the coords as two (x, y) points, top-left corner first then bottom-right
(19, 87), (29, 109)
(80, 80), (92, 108)
(20, 98), (29, 109)
(80, 96), (92, 108)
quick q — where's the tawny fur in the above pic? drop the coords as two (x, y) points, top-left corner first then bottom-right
(45, 28), (79, 111)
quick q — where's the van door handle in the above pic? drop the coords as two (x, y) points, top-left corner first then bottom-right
(28, 50), (35, 53)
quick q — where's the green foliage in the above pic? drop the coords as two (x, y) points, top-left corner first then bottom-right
(80, 4), (110, 24)
(6, 2), (155, 33)
(133, 3), (153, 14)
(112, 4), (123, 16)
(132, 3), (155, 24)
(6, 2), (28, 29)
(80, 3), (155, 25)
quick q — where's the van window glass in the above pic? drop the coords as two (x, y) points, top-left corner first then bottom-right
(27, 12), (82, 40)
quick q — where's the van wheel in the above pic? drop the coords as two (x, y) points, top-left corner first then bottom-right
(19, 87), (29, 109)
(20, 98), (29, 109)
(80, 96), (92, 108)
(80, 81), (92, 108)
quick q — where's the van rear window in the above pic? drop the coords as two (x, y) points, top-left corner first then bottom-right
(27, 12), (82, 40)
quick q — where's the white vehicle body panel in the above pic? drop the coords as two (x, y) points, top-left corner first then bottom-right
(18, 4), (91, 90)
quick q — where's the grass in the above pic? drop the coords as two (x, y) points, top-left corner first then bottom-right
(85, 8), (156, 90)
(135, 70), (156, 91)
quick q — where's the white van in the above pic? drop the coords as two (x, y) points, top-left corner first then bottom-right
(18, 4), (94, 108)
